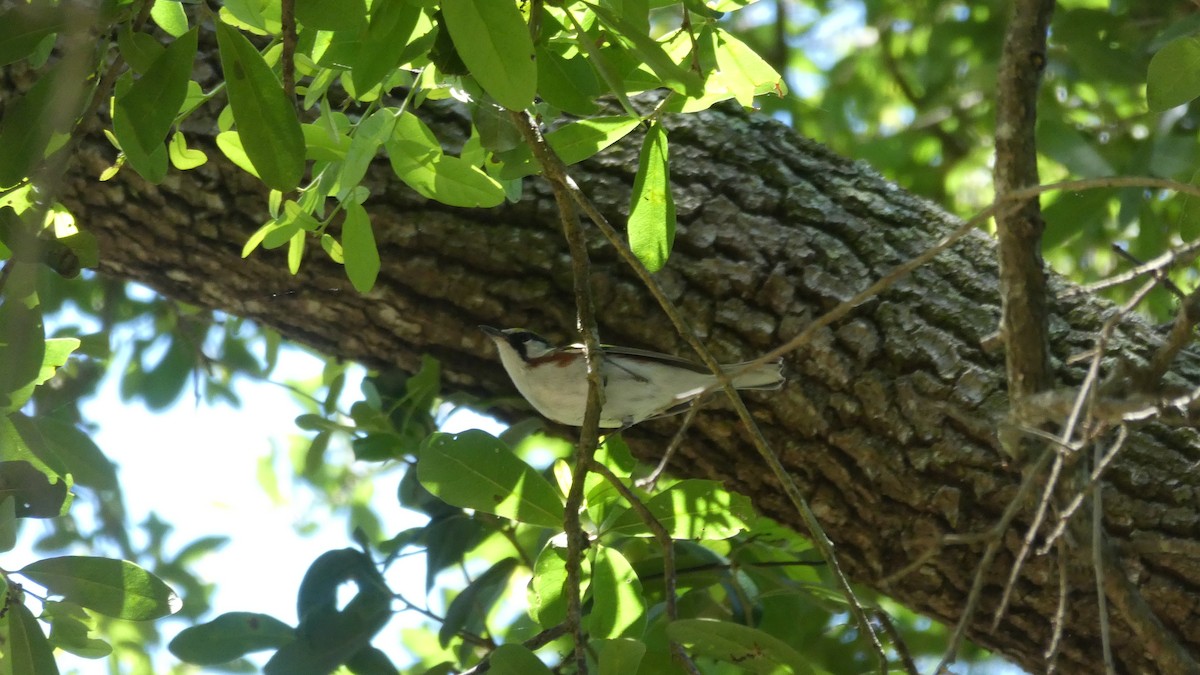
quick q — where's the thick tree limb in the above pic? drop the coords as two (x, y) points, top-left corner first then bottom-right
(53, 96), (1200, 673)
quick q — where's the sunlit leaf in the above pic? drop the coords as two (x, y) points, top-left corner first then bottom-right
(628, 122), (675, 273)
(588, 545), (646, 639)
(417, 430), (564, 528)
(608, 479), (752, 539)
(490, 644), (553, 675)
(442, 0), (536, 110)
(4, 602), (59, 675)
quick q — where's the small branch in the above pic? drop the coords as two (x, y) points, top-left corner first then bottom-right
(1110, 245), (1186, 299)
(281, 0), (297, 102)
(993, 0), (1056, 404)
(511, 110), (606, 674)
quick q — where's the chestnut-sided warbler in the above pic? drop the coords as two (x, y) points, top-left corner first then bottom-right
(481, 326), (785, 428)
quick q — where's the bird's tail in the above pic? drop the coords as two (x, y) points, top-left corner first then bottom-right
(725, 358), (785, 390)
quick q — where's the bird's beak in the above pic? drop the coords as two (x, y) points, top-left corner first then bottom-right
(479, 325), (503, 338)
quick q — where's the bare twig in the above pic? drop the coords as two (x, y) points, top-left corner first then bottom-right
(1110, 245), (1186, 299)
(1073, 237), (1200, 296)
(1044, 536), (1068, 672)
(1093, 442), (1116, 675)
(872, 608), (920, 675)
(1039, 426), (1128, 554)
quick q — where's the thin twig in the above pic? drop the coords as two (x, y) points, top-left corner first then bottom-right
(872, 608), (920, 675)
(589, 460), (700, 674)
(1044, 536), (1068, 672)
(1039, 426), (1128, 554)
(636, 398), (701, 490)
(1093, 442), (1116, 675)
(1073, 237), (1200, 296)
(1110, 245), (1186, 299)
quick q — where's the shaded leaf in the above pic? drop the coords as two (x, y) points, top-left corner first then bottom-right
(489, 644), (553, 675)
(1148, 36), (1200, 112)
(438, 557), (518, 647)
(18, 556), (181, 620)
(667, 618), (815, 674)
(4, 601), (60, 675)
(215, 20), (305, 191)
(0, 460), (67, 518)
(169, 612), (295, 665)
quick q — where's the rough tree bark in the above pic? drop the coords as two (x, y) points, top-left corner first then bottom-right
(54, 95), (1200, 673)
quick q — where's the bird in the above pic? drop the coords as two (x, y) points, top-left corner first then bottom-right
(480, 326), (785, 428)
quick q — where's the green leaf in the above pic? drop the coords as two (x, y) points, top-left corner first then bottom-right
(342, 202), (379, 293)
(43, 600), (112, 659)
(18, 556), (182, 620)
(595, 637), (647, 675)
(536, 46), (601, 115)
(110, 81), (170, 184)
(169, 612), (295, 665)
(33, 417), (117, 491)
(490, 644), (553, 675)
(586, 2), (701, 95)
(287, 227), (305, 274)
(713, 27), (785, 106)
(114, 28), (197, 162)
(441, 0), (536, 110)
(609, 480), (753, 540)
(266, 549), (391, 675)
(527, 542), (570, 627)
(117, 27), (165, 74)
(339, 109), (397, 197)
(295, 0), (366, 31)
(4, 601), (59, 675)
(588, 545), (646, 639)
(0, 299), (45, 412)
(425, 156), (506, 207)
(438, 557), (518, 647)
(0, 496), (15, 553)
(628, 122), (675, 273)
(215, 20), (306, 191)
(417, 430), (564, 528)
(0, 459), (68, 518)
(0, 5), (66, 67)
(0, 64), (67, 188)
(350, 0), (422, 93)
(217, 131), (261, 179)
(168, 131), (208, 170)
(150, 0), (189, 37)
(1148, 36), (1200, 112)
(667, 618), (815, 675)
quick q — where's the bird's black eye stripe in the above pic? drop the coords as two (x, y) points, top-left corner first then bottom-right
(506, 331), (541, 357)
